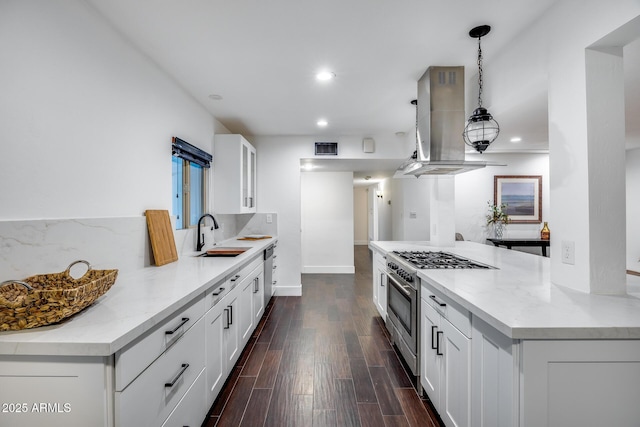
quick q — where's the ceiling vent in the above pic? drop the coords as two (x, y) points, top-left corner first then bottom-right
(315, 142), (338, 155)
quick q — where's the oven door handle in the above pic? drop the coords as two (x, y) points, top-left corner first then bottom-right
(387, 274), (412, 298)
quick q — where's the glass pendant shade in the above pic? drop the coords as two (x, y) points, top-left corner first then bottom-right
(464, 25), (499, 153)
(463, 106), (500, 153)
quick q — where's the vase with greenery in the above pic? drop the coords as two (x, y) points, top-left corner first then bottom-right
(486, 201), (509, 238)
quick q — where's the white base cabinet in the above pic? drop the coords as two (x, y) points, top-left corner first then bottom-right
(372, 250), (387, 318)
(0, 254), (268, 427)
(421, 286), (471, 427)
(470, 316), (515, 427)
(521, 339), (640, 427)
(0, 355), (112, 427)
(204, 255), (264, 410)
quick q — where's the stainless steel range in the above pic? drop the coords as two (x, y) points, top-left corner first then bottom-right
(385, 250), (494, 385)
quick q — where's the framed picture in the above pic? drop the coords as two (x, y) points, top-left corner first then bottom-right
(494, 175), (542, 224)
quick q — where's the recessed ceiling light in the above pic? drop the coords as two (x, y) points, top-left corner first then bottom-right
(208, 94), (223, 100)
(317, 119), (328, 127)
(395, 131), (406, 137)
(316, 71), (335, 81)
(510, 137), (522, 143)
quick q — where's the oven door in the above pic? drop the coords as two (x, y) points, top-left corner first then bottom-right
(386, 273), (417, 354)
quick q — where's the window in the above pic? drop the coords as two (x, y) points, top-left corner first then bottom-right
(172, 137), (212, 230)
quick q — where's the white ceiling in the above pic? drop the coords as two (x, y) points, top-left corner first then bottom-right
(87, 1), (639, 163)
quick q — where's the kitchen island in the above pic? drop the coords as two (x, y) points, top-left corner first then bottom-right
(370, 240), (640, 427)
(0, 236), (276, 427)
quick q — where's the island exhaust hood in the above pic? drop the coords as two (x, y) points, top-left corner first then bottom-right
(398, 66), (502, 177)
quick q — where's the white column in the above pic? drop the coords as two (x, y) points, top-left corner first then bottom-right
(429, 176), (456, 247)
(549, 44), (627, 294)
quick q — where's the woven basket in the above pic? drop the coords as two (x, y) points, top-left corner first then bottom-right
(0, 260), (118, 331)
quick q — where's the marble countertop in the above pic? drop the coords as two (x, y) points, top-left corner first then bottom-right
(370, 240), (640, 340)
(0, 237), (277, 357)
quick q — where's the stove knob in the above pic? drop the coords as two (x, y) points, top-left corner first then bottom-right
(406, 275), (414, 282)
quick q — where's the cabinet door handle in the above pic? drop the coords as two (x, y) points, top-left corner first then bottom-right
(227, 305), (233, 325)
(429, 294), (446, 307)
(431, 325), (438, 350)
(436, 331), (444, 356)
(211, 287), (225, 296)
(380, 273), (385, 287)
(223, 308), (230, 329)
(165, 317), (189, 335)
(165, 363), (189, 388)
(253, 277), (259, 293)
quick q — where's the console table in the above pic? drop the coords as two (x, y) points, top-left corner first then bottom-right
(487, 238), (550, 257)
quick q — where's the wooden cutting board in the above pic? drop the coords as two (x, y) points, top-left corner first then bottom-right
(145, 210), (178, 266)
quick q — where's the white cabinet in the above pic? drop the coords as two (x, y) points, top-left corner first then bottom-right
(213, 134), (257, 213)
(205, 255), (264, 404)
(372, 250), (387, 318)
(239, 273), (255, 345)
(421, 285), (471, 427)
(162, 368), (207, 427)
(205, 283), (229, 403)
(470, 316), (515, 427)
(0, 355), (112, 427)
(116, 317), (206, 427)
(252, 269), (265, 324)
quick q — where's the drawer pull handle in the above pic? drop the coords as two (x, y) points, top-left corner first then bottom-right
(165, 317), (189, 335)
(223, 308), (230, 329)
(436, 331), (444, 356)
(231, 274), (241, 282)
(165, 363), (189, 388)
(429, 295), (446, 307)
(431, 325), (438, 350)
(212, 287), (225, 296)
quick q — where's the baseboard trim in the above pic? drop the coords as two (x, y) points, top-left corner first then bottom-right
(273, 285), (302, 296)
(302, 266), (355, 274)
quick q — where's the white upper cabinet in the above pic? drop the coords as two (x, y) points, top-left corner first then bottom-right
(213, 134), (257, 213)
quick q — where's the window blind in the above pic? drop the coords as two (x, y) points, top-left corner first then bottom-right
(172, 136), (212, 168)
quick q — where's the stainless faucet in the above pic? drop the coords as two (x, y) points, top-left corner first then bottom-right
(197, 214), (219, 251)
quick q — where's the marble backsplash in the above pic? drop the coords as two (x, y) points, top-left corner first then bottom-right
(0, 213), (277, 279)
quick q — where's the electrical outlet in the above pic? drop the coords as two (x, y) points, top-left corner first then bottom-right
(561, 240), (575, 265)
(266, 214), (273, 224)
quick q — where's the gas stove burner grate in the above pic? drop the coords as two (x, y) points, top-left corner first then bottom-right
(392, 251), (494, 270)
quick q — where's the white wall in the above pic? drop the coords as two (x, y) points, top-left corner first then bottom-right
(377, 179), (393, 241)
(627, 148), (640, 273)
(253, 134), (412, 295)
(487, 1), (640, 292)
(354, 187), (368, 245)
(455, 153), (550, 248)
(391, 178), (431, 241)
(301, 172), (354, 273)
(0, 1), (227, 221)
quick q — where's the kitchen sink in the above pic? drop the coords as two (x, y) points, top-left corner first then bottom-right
(197, 247), (250, 257)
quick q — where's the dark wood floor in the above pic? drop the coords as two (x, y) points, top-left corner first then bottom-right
(202, 246), (444, 427)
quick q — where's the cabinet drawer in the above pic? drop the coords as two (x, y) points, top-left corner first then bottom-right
(116, 317), (205, 427)
(422, 284), (471, 338)
(115, 295), (205, 390)
(161, 366), (207, 427)
(207, 279), (229, 308)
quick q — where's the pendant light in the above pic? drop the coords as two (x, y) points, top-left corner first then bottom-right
(463, 25), (499, 153)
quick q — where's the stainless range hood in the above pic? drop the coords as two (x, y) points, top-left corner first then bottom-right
(399, 66), (500, 177)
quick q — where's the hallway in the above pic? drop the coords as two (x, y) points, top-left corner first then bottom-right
(203, 245), (442, 426)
